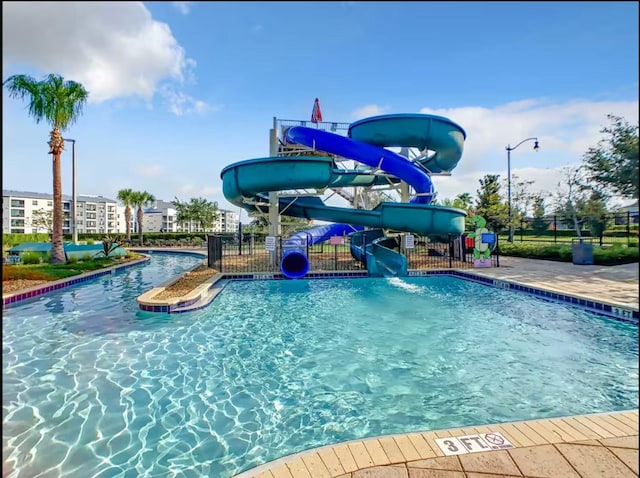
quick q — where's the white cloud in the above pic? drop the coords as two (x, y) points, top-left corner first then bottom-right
(132, 163), (162, 177)
(171, 2), (194, 15)
(351, 104), (391, 120)
(2, 1), (211, 115)
(162, 87), (222, 116)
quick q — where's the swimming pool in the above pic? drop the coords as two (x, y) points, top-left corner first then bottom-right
(3, 255), (638, 477)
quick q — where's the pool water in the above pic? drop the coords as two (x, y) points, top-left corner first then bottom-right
(3, 257), (638, 477)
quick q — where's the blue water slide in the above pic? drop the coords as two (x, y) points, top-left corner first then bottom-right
(283, 126), (437, 277)
(281, 223), (364, 279)
(285, 127), (436, 204)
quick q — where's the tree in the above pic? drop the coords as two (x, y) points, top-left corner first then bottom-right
(507, 174), (535, 230)
(29, 208), (54, 233)
(174, 197), (219, 232)
(582, 114), (639, 199)
(553, 166), (590, 237)
(4, 74), (89, 263)
(474, 174), (509, 233)
(131, 191), (155, 245)
(582, 190), (610, 239)
(530, 194), (550, 235)
(454, 192), (473, 213)
(117, 188), (135, 241)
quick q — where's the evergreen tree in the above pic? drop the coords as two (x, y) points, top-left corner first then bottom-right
(474, 174), (509, 232)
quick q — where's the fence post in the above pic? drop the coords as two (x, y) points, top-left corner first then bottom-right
(520, 219), (524, 242)
(207, 235), (222, 270)
(448, 234), (453, 268)
(627, 211), (631, 247)
(553, 215), (557, 243)
(238, 222), (243, 256)
(495, 234), (500, 267)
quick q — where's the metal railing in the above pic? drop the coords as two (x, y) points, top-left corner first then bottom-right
(207, 233), (498, 274)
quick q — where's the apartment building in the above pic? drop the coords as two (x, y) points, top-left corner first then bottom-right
(2, 190), (127, 235)
(141, 200), (239, 234)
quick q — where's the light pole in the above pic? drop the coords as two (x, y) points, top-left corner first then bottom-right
(63, 138), (77, 244)
(506, 137), (539, 242)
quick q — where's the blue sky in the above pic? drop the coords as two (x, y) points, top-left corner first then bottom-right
(3, 1), (638, 219)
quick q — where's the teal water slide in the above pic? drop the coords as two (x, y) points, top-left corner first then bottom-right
(220, 114), (467, 278)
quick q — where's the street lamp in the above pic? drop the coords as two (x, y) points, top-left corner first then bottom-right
(506, 137), (539, 242)
(63, 138), (77, 244)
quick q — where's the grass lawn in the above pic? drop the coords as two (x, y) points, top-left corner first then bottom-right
(2, 255), (142, 282)
(498, 235), (636, 245)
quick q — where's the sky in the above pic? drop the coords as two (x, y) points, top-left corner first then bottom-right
(2, 1), (639, 222)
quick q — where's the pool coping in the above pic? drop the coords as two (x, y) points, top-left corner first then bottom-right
(232, 409), (639, 478)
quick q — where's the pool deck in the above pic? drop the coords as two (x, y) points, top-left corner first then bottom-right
(231, 257), (638, 478)
(476, 257), (639, 309)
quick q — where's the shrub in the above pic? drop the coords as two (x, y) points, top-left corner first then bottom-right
(22, 251), (42, 265)
(498, 241), (638, 265)
(81, 253), (93, 262)
(67, 255), (78, 264)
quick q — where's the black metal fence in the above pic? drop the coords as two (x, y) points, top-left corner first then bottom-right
(509, 212), (639, 246)
(207, 233), (499, 274)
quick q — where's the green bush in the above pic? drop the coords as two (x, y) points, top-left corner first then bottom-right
(497, 241), (638, 265)
(67, 255), (78, 264)
(22, 251), (42, 264)
(81, 253), (93, 262)
(2, 233), (50, 247)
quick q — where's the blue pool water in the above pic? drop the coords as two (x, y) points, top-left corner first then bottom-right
(3, 255), (638, 478)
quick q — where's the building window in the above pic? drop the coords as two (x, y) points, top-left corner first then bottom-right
(32, 200), (38, 206)
(10, 209), (24, 217)
(11, 219), (25, 227)
(10, 229), (24, 234)
(11, 199), (25, 207)
(47, 201), (52, 206)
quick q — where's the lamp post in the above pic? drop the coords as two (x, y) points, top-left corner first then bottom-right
(506, 137), (539, 242)
(63, 138), (77, 244)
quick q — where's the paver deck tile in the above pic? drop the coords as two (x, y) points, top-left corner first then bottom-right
(285, 458), (312, 478)
(270, 464), (294, 478)
(378, 437), (407, 464)
(302, 452), (332, 478)
(576, 416), (618, 439)
(333, 444), (359, 474)
(464, 473), (521, 478)
(606, 447), (639, 474)
(598, 435), (639, 449)
(494, 423), (533, 448)
(561, 417), (606, 440)
(393, 435), (421, 462)
(513, 422), (551, 445)
(586, 414), (634, 437)
(406, 434), (437, 460)
(348, 442), (375, 469)
(508, 444), (580, 478)
(419, 432), (446, 457)
(363, 439), (391, 466)
(598, 414), (638, 436)
(546, 418), (586, 442)
(407, 469), (465, 478)
(317, 448), (347, 476)
(555, 443), (637, 478)
(613, 412), (640, 432)
(406, 456), (462, 471)
(458, 450), (521, 476)
(353, 465), (408, 478)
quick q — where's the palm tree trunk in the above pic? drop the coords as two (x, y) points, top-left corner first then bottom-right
(50, 130), (66, 263)
(125, 206), (131, 240)
(137, 207), (144, 245)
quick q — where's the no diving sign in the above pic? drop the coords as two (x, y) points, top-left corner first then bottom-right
(434, 432), (513, 456)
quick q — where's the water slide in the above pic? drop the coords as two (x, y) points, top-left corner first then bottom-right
(220, 114), (467, 278)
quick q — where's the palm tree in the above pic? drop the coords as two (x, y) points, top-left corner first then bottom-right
(131, 191), (156, 245)
(117, 188), (135, 241)
(4, 74), (89, 263)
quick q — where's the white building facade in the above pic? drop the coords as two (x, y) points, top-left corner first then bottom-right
(3, 190), (127, 235)
(141, 200), (239, 234)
